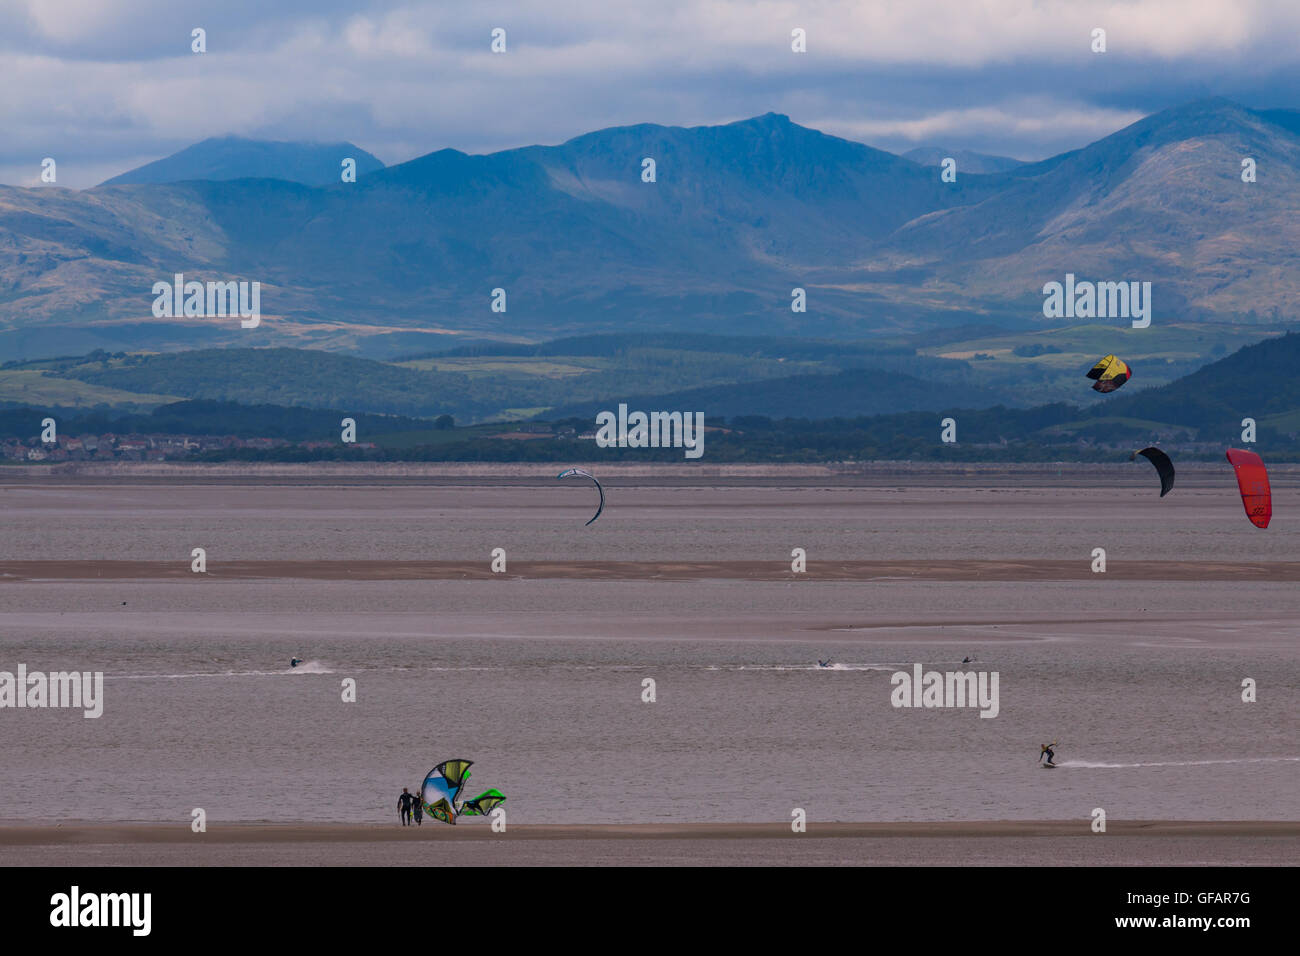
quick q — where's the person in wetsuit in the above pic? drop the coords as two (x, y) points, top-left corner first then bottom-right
(1039, 743), (1057, 767)
(398, 788), (414, 825)
(412, 792), (424, 826)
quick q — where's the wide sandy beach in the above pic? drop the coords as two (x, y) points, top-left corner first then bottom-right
(2, 468), (1296, 865)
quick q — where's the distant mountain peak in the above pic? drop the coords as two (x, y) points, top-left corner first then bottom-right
(725, 112), (818, 137)
(745, 111), (793, 125)
(101, 136), (385, 187)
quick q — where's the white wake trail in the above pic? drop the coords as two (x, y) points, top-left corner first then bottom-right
(1059, 757), (1300, 769)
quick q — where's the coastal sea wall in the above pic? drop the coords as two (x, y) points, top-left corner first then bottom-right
(3, 460), (1294, 486)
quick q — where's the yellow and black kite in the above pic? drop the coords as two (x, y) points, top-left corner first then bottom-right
(1085, 354), (1132, 393)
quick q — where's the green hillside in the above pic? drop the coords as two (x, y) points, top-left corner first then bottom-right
(917, 323), (1274, 404)
(6, 327), (1293, 438)
(0, 368), (182, 409)
(1099, 330), (1300, 439)
(5, 330), (1300, 461)
(22, 338), (992, 423)
(48, 348), (479, 420)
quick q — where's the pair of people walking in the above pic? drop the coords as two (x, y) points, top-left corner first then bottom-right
(398, 787), (424, 826)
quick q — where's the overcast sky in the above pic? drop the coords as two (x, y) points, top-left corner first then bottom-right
(5, 0), (1300, 187)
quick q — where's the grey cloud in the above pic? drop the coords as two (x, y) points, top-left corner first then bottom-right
(6, 1), (1300, 187)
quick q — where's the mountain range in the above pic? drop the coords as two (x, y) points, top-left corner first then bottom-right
(0, 98), (1295, 361)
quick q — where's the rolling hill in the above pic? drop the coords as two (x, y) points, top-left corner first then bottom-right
(1099, 330), (1300, 439)
(5, 331), (1300, 460)
(542, 367), (1006, 420)
(13, 338), (996, 423)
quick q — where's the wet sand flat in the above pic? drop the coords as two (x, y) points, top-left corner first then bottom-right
(9, 836), (1296, 866)
(2, 821), (1295, 866)
(2, 819), (1295, 843)
(6, 559), (1300, 582)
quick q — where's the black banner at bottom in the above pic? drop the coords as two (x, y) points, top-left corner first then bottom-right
(0, 865), (1286, 943)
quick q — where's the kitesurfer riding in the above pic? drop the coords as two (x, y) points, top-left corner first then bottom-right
(818, 659), (831, 668)
(1039, 742), (1058, 767)
(290, 657), (303, 668)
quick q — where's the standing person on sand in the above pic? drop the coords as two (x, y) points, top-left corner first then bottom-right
(398, 787), (414, 826)
(413, 792), (424, 826)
